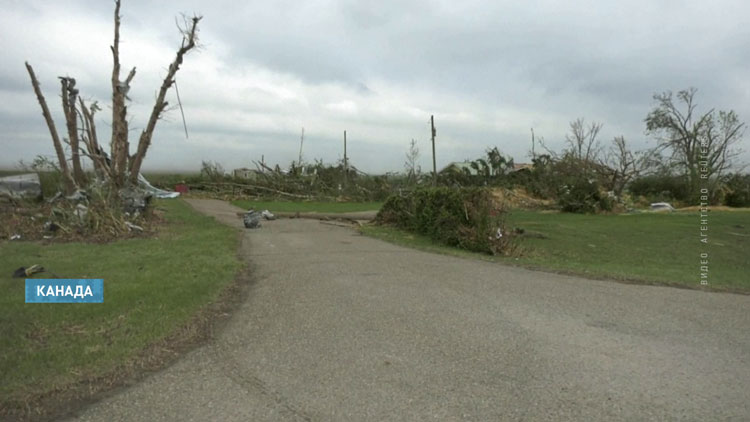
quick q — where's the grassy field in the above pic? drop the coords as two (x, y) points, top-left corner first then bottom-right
(232, 199), (383, 213)
(0, 199), (241, 414)
(363, 209), (750, 292)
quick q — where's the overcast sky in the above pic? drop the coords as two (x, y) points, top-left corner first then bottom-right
(2, 0), (749, 174)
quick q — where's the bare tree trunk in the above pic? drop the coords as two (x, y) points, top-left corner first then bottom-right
(128, 15), (201, 184)
(79, 98), (112, 180)
(59, 77), (86, 185)
(24, 62), (76, 194)
(110, 0), (137, 187)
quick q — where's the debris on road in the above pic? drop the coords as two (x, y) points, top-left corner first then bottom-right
(261, 210), (276, 220)
(243, 210), (262, 228)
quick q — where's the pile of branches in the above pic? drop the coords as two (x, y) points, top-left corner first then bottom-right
(186, 159), (398, 202)
(376, 187), (518, 256)
(1, 187), (157, 243)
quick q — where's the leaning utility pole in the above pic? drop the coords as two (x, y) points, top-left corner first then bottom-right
(343, 130), (348, 187)
(298, 127), (305, 166)
(431, 115), (437, 186)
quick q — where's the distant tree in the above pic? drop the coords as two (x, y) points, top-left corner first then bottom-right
(404, 139), (421, 183)
(564, 118), (603, 175)
(469, 147), (514, 184)
(645, 88), (745, 198)
(606, 136), (637, 196)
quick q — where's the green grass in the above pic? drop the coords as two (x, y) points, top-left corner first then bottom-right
(231, 199), (382, 213)
(363, 209), (750, 291)
(0, 199), (241, 407)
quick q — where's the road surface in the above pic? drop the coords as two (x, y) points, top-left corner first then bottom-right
(67, 199), (750, 421)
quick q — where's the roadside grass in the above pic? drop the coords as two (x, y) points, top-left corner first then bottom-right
(0, 199), (241, 413)
(362, 209), (750, 292)
(231, 199), (383, 213)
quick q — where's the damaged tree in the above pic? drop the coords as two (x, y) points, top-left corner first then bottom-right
(25, 0), (202, 193)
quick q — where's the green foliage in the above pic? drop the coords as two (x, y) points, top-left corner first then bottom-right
(629, 174), (691, 203)
(557, 175), (612, 213)
(723, 173), (750, 207)
(376, 187), (515, 255)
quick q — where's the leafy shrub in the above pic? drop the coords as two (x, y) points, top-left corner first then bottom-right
(628, 174), (690, 203)
(376, 187), (515, 255)
(723, 173), (750, 207)
(557, 176), (611, 213)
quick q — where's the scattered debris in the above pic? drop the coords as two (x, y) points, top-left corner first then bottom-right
(650, 202), (675, 212)
(0, 173), (42, 199)
(261, 210), (276, 220)
(243, 210), (262, 229)
(120, 187), (153, 214)
(10, 234), (21, 240)
(125, 221), (144, 232)
(12, 264), (45, 278)
(74, 204), (88, 222)
(138, 173), (180, 199)
(65, 190), (89, 202)
(44, 221), (60, 232)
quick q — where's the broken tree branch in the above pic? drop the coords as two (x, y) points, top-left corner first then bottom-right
(24, 62), (76, 194)
(110, 0), (129, 187)
(59, 76), (86, 185)
(128, 14), (202, 183)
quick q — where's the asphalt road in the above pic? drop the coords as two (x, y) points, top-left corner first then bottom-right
(67, 199), (750, 421)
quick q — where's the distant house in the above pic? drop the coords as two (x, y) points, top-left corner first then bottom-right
(439, 161), (479, 176)
(511, 163), (533, 173)
(440, 161), (533, 176)
(233, 167), (262, 180)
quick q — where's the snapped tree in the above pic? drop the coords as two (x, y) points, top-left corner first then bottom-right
(25, 0), (202, 194)
(645, 88), (745, 198)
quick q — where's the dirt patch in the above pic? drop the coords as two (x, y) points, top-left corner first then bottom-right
(0, 237), (253, 422)
(491, 187), (556, 210)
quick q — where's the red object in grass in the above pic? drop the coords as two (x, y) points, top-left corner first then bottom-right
(174, 184), (189, 194)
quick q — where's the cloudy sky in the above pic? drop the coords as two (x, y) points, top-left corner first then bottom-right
(2, 0), (749, 174)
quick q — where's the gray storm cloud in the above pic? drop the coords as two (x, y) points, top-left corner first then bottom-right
(1, 0), (748, 173)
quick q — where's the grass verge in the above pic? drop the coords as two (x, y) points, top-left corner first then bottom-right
(362, 209), (750, 292)
(0, 199), (243, 420)
(231, 199), (382, 213)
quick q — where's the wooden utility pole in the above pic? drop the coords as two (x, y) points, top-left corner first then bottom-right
(298, 127), (305, 166)
(343, 130), (348, 187)
(431, 115), (437, 186)
(531, 128), (536, 159)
